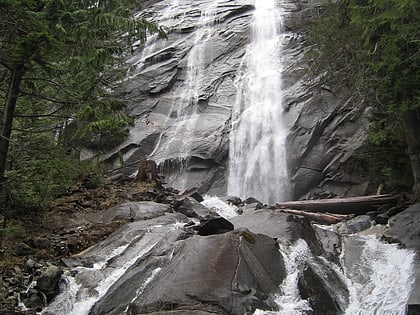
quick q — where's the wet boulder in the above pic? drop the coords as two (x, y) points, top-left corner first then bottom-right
(195, 215), (234, 236)
(298, 261), (348, 314)
(36, 264), (63, 301)
(173, 197), (213, 219)
(90, 229), (286, 315)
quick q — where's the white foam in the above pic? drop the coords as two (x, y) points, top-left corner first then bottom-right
(201, 195), (239, 219)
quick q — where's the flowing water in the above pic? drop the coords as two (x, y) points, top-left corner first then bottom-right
(228, 0), (290, 204)
(342, 235), (416, 314)
(40, 197), (415, 315)
(39, 1), (416, 314)
(149, 0), (220, 189)
(253, 234), (415, 315)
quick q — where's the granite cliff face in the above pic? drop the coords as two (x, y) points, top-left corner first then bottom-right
(101, 0), (370, 201)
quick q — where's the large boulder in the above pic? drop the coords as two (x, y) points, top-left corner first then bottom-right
(36, 264), (63, 301)
(90, 229), (286, 315)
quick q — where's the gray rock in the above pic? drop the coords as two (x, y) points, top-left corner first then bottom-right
(100, 201), (171, 222)
(91, 229), (286, 315)
(36, 265), (63, 301)
(15, 242), (35, 256)
(298, 262), (348, 314)
(382, 203), (420, 310)
(173, 197), (213, 219)
(337, 215), (372, 235)
(195, 215), (234, 236)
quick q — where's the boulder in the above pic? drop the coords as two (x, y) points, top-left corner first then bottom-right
(173, 197), (213, 219)
(336, 215), (372, 235)
(298, 262), (348, 314)
(36, 264), (63, 301)
(15, 242), (35, 256)
(195, 216), (234, 236)
(90, 229), (286, 315)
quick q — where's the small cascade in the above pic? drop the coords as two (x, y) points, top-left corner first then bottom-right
(149, 0), (220, 189)
(342, 234), (416, 315)
(201, 195), (239, 219)
(41, 235), (159, 315)
(253, 240), (313, 315)
(228, 0), (290, 204)
(127, 0), (181, 76)
(253, 233), (416, 315)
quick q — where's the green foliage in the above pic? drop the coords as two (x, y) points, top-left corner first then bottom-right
(0, 220), (24, 241)
(307, 0), (369, 90)
(350, 0), (419, 114)
(308, 0), (419, 195)
(359, 141), (413, 194)
(0, 0), (165, 213)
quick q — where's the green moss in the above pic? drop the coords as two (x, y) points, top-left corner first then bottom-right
(241, 230), (255, 244)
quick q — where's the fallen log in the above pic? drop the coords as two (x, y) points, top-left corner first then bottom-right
(275, 194), (400, 215)
(279, 208), (354, 224)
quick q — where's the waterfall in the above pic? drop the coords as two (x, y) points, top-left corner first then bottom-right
(228, 0), (290, 204)
(149, 0), (220, 189)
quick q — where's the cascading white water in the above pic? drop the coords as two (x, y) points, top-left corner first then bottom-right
(254, 240), (313, 315)
(127, 0), (181, 79)
(342, 235), (416, 315)
(149, 0), (219, 189)
(253, 234), (415, 315)
(228, 0), (290, 204)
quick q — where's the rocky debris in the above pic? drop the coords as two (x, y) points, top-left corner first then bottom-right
(0, 261), (62, 314)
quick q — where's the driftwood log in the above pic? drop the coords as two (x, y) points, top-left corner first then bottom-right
(279, 209), (354, 224)
(275, 194), (399, 215)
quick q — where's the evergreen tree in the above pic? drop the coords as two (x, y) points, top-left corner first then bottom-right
(309, 0), (420, 200)
(0, 0), (164, 212)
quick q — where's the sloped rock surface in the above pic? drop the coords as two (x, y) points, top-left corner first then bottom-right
(98, 0), (371, 200)
(90, 229), (285, 315)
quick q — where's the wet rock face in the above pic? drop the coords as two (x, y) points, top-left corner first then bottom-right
(382, 203), (420, 312)
(100, 0), (370, 199)
(92, 229), (286, 315)
(36, 265), (63, 301)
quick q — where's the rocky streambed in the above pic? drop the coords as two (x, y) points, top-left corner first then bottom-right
(2, 179), (418, 315)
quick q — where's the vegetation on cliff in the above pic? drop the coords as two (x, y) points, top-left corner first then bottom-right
(309, 0), (419, 200)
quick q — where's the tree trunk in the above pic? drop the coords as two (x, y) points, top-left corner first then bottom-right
(402, 108), (420, 202)
(0, 64), (24, 180)
(0, 64), (23, 250)
(275, 194), (399, 214)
